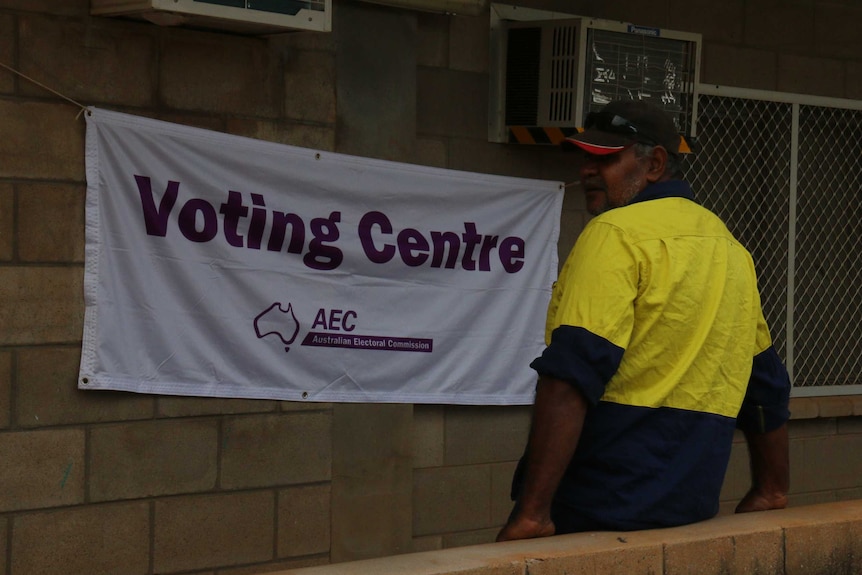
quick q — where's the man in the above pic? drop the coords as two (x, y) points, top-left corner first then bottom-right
(497, 100), (791, 541)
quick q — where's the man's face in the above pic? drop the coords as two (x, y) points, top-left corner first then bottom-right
(577, 145), (650, 216)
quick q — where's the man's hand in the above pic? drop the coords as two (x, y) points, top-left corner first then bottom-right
(496, 513), (555, 542)
(735, 487), (788, 513)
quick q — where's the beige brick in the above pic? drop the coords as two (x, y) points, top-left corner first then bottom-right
(0, 99), (85, 180)
(17, 182), (84, 262)
(729, 529), (784, 575)
(788, 416), (834, 438)
(0, 267), (83, 345)
(89, 418), (218, 501)
(417, 68), (489, 140)
(665, 536), (735, 575)
(789, 397), (819, 420)
(446, 138), (546, 181)
(701, 43), (777, 91)
(720, 440), (753, 503)
(283, 50), (336, 124)
(450, 15), (488, 74)
(413, 404), (445, 468)
(799, 434), (862, 491)
(0, 351), (10, 429)
(716, 500), (737, 517)
(222, 412), (331, 489)
(161, 29), (278, 117)
(522, 542), (660, 575)
(279, 400), (333, 413)
(157, 395), (277, 418)
(0, 518), (5, 575)
(837, 416), (862, 435)
(416, 138), (448, 169)
(744, 1), (814, 50)
(219, 556), (330, 575)
(815, 3), (862, 59)
(146, 110), (226, 132)
(442, 528), (498, 549)
(225, 118), (336, 152)
(413, 465), (491, 536)
(0, 428), (84, 512)
(269, 29), (335, 53)
(778, 54), (844, 98)
(593, 545), (664, 574)
(154, 491), (275, 573)
(846, 61), (862, 101)
(668, 0), (744, 43)
(0, 15), (11, 94)
(444, 405), (530, 465)
(16, 346), (153, 427)
(0, 183), (12, 261)
(788, 490), (836, 507)
(11, 502), (149, 575)
(278, 484), (331, 557)
(417, 12), (449, 68)
(331, 403), (413, 562)
(851, 395), (862, 416)
(816, 396), (853, 418)
(412, 535), (442, 553)
(525, 551), (595, 575)
(0, 0), (87, 15)
(788, 438), (805, 497)
(587, 0), (667, 28)
(836, 486), (862, 501)
(490, 461), (517, 525)
(785, 519), (862, 575)
(18, 15), (155, 106)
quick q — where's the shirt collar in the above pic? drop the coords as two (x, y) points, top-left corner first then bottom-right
(629, 179), (696, 205)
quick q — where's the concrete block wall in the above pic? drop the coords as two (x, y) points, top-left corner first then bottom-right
(1, 2), (338, 574)
(1, 1), (862, 574)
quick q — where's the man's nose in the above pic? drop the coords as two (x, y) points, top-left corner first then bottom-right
(579, 156), (599, 178)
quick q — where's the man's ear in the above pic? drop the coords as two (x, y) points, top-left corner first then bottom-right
(645, 146), (669, 183)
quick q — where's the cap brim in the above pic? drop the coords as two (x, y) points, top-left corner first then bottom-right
(561, 129), (634, 156)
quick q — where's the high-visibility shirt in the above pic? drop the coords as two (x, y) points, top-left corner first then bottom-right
(528, 179), (790, 530)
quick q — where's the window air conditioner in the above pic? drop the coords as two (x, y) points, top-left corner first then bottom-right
(91, 0), (331, 34)
(489, 4), (701, 145)
(358, 0), (488, 16)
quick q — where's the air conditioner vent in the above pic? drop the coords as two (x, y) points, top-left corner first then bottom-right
(548, 24), (578, 123)
(503, 27), (541, 126)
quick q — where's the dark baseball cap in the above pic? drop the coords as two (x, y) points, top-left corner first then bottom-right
(563, 100), (682, 156)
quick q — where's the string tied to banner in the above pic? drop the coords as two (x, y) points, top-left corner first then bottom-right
(0, 61), (91, 119)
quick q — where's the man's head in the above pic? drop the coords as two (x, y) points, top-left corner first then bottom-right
(563, 100), (682, 216)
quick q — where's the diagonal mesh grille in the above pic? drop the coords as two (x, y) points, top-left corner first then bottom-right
(686, 92), (862, 392)
(686, 95), (792, 364)
(794, 105), (862, 386)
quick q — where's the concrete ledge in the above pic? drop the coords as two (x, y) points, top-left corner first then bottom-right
(274, 500), (862, 575)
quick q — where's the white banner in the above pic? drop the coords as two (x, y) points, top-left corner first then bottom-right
(79, 108), (562, 404)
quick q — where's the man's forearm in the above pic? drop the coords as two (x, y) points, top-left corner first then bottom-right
(736, 422), (789, 513)
(497, 376), (588, 540)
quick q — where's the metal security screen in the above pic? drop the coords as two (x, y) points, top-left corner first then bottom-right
(686, 86), (862, 396)
(795, 105), (862, 390)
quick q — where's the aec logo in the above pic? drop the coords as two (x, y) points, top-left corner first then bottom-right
(254, 303), (358, 352)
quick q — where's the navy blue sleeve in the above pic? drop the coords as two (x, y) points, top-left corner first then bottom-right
(529, 325), (624, 406)
(736, 346), (791, 433)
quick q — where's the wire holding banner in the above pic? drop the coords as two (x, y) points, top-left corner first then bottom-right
(0, 61), (91, 119)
